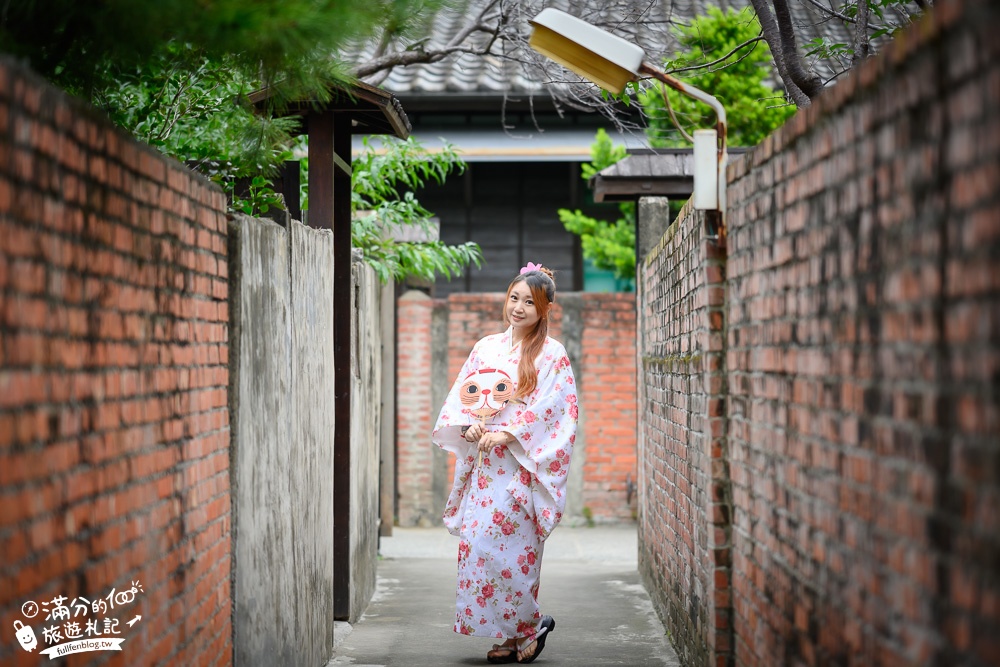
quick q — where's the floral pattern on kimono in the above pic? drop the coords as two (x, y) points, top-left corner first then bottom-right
(432, 328), (578, 639)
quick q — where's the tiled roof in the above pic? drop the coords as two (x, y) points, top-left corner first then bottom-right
(344, 0), (895, 97)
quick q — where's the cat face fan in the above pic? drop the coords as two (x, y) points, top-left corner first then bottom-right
(459, 368), (514, 420)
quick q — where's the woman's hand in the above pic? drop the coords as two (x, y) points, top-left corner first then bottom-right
(465, 424), (514, 451)
(464, 423), (486, 443)
(476, 431), (513, 453)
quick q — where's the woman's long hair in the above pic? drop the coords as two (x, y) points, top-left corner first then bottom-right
(502, 267), (556, 400)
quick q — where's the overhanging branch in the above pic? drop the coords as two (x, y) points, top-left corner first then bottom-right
(747, 0), (812, 106)
(354, 0), (503, 80)
(772, 0), (825, 98)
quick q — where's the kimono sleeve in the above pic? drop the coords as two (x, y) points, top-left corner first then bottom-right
(503, 341), (578, 539)
(431, 340), (481, 457)
(432, 341), (483, 537)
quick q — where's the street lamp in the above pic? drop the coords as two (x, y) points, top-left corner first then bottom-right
(529, 8), (728, 236)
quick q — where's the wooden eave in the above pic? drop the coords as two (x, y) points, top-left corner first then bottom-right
(590, 148), (748, 203)
(248, 79), (411, 140)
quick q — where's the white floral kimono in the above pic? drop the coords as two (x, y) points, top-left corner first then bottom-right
(432, 327), (578, 639)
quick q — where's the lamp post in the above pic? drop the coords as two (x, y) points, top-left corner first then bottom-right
(529, 8), (728, 238)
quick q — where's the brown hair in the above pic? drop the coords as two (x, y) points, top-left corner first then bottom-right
(502, 266), (556, 400)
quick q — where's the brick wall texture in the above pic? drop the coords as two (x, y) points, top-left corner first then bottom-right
(639, 0), (1000, 665)
(396, 291), (438, 527)
(0, 59), (232, 665)
(396, 290), (637, 526)
(639, 207), (729, 667)
(572, 294), (639, 522)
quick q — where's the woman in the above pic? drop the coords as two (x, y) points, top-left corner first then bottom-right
(432, 262), (578, 664)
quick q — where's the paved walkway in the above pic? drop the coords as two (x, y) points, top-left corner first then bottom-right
(328, 525), (680, 666)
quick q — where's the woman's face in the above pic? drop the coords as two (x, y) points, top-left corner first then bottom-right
(506, 281), (541, 337)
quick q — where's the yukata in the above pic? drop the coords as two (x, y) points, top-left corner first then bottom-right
(432, 327), (578, 640)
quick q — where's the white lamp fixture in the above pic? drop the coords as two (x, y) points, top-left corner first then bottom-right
(529, 8), (728, 234)
(528, 9), (643, 95)
(692, 129), (719, 210)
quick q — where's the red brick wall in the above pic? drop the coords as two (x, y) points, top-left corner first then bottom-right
(576, 295), (638, 522)
(396, 292), (437, 526)
(443, 293), (508, 384)
(396, 290), (637, 526)
(726, 1), (1000, 663)
(638, 209), (730, 667)
(639, 0), (1000, 665)
(0, 60), (231, 666)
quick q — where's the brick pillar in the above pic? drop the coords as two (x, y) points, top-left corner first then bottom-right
(703, 215), (733, 667)
(396, 290), (437, 526)
(579, 293), (638, 523)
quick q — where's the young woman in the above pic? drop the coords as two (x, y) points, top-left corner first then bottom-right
(432, 263), (578, 664)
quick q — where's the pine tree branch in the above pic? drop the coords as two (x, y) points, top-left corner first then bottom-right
(807, 0), (853, 22)
(355, 38), (498, 80)
(368, 25), (396, 63)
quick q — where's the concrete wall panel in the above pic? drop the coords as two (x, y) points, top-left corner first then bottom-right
(349, 257), (382, 621)
(290, 220), (336, 663)
(231, 217), (343, 664)
(230, 215), (296, 665)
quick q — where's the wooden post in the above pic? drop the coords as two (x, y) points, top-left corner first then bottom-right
(307, 109), (355, 620)
(332, 113), (354, 621)
(281, 160), (301, 224)
(307, 112), (334, 231)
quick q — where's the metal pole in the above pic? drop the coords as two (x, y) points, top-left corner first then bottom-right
(638, 62), (728, 239)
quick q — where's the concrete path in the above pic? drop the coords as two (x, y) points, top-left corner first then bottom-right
(328, 525), (680, 667)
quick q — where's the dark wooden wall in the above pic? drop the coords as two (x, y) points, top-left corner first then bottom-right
(420, 161), (617, 295)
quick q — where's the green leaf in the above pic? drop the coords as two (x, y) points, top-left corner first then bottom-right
(640, 6), (796, 148)
(345, 137), (483, 284)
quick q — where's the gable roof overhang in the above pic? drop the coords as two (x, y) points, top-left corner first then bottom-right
(589, 148), (749, 202)
(248, 79), (411, 139)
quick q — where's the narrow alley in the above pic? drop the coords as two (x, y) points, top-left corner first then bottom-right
(2, 1), (998, 666)
(328, 526), (679, 666)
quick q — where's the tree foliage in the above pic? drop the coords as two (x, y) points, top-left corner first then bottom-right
(557, 129), (635, 282)
(0, 0), (425, 99)
(1, 0), (928, 132)
(288, 137), (483, 284)
(1, 0), (926, 285)
(93, 43), (296, 180)
(640, 6), (796, 148)
(2, 1), (483, 284)
(350, 137), (483, 284)
(747, 0), (923, 105)
(346, 0), (925, 122)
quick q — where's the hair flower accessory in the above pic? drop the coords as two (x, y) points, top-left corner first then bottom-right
(520, 262), (542, 275)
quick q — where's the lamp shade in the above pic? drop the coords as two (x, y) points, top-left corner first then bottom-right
(529, 8), (644, 95)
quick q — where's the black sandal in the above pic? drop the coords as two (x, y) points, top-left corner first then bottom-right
(487, 643), (518, 664)
(516, 616), (555, 664)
